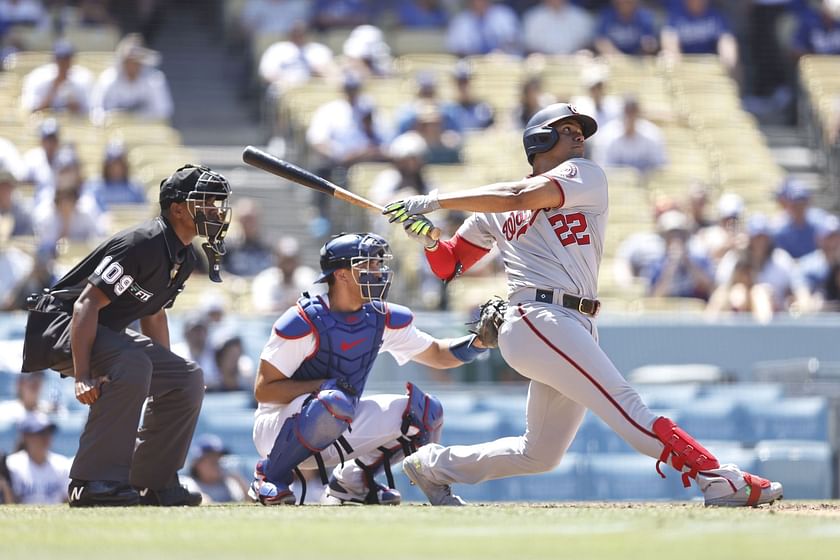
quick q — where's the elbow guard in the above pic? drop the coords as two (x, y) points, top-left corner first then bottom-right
(449, 334), (488, 364)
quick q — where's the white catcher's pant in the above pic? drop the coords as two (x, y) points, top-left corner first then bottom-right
(254, 393), (416, 494)
(421, 301), (738, 490)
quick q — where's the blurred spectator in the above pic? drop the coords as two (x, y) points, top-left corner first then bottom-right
(799, 215), (840, 294)
(312, 0), (374, 31)
(395, 0), (449, 28)
(341, 24), (394, 77)
(32, 147), (108, 245)
(512, 76), (556, 129)
(570, 64), (623, 127)
(747, 0), (795, 107)
(523, 0), (594, 55)
(90, 33), (173, 122)
(22, 118), (62, 197)
(173, 314), (221, 389)
(820, 262), (840, 311)
(716, 214), (811, 312)
(685, 181), (713, 231)
(413, 102), (462, 164)
(0, 0), (47, 27)
(3, 243), (58, 311)
(646, 210), (715, 300)
(371, 131), (431, 205)
(211, 331), (253, 392)
(613, 196), (679, 287)
(182, 434), (248, 503)
(5, 412), (71, 504)
(594, 96), (666, 173)
(707, 252), (775, 323)
(74, 0), (114, 27)
(694, 192), (745, 264)
(772, 179), (820, 259)
(442, 61), (495, 131)
(0, 237), (33, 308)
(240, 0), (309, 36)
(21, 41), (93, 115)
(0, 137), (25, 180)
(792, 0), (840, 56)
(0, 371), (51, 423)
(258, 21), (336, 91)
(0, 452), (12, 504)
(223, 198), (273, 278)
(395, 71), (461, 136)
(82, 142), (146, 210)
(661, 0), (739, 74)
(251, 236), (317, 313)
(447, 0), (521, 56)
(594, 0), (658, 56)
(0, 169), (34, 238)
(110, 0), (165, 42)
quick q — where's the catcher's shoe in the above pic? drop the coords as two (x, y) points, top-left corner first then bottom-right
(257, 481), (296, 506)
(402, 445), (465, 506)
(323, 476), (401, 506)
(247, 459), (268, 502)
(704, 472), (783, 507)
(68, 479), (139, 507)
(137, 485), (202, 507)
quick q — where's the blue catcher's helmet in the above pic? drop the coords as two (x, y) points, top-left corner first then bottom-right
(523, 103), (597, 164)
(315, 232), (394, 303)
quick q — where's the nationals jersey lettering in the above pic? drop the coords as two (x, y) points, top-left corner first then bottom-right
(456, 158), (609, 298)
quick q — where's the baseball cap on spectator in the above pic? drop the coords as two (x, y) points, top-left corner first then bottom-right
(747, 214), (772, 237)
(581, 64), (609, 89)
(453, 60), (472, 82)
(342, 71), (362, 92)
(116, 33), (161, 66)
(416, 71), (437, 96)
(104, 141), (126, 162)
(39, 118), (60, 138)
(343, 25), (390, 61)
(53, 39), (75, 59)
(388, 131), (427, 160)
(194, 433), (230, 456)
(657, 210), (690, 234)
(17, 411), (57, 435)
(717, 193), (744, 220)
(776, 178), (811, 202)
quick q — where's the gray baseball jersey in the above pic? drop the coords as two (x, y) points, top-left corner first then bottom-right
(455, 158), (609, 298)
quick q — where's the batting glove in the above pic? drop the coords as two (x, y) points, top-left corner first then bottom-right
(402, 215), (439, 249)
(383, 190), (441, 223)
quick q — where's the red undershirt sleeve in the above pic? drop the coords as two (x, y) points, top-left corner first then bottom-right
(424, 234), (491, 282)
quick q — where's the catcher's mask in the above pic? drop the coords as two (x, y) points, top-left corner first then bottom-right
(317, 233), (393, 312)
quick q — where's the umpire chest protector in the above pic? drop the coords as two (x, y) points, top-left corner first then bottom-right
(276, 294), (391, 394)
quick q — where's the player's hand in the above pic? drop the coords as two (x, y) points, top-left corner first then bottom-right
(75, 376), (110, 405)
(383, 190), (441, 222)
(402, 215), (439, 249)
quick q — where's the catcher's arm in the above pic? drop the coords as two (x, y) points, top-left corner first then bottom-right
(410, 335), (489, 369)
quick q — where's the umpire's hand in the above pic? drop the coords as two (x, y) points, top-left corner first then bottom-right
(75, 376), (110, 405)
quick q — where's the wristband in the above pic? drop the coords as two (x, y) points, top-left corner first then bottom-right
(449, 334), (488, 364)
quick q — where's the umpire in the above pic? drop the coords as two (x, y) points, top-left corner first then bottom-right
(20, 164), (233, 507)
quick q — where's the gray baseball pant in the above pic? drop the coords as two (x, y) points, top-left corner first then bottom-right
(57, 325), (204, 490)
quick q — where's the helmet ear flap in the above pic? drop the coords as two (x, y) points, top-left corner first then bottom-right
(525, 125), (560, 164)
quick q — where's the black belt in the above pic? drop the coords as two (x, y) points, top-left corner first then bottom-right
(534, 289), (601, 317)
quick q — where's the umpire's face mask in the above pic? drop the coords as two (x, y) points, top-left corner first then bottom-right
(188, 195), (231, 256)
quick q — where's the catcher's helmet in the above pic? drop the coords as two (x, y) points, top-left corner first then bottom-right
(523, 103), (597, 164)
(316, 232), (393, 304)
(159, 164), (232, 256)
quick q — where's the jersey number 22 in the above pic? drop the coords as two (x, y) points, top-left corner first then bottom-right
(548, 213), (590, 246)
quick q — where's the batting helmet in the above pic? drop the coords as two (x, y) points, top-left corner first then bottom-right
(523, 103), (597, 164)
(315, 232), (394, 303)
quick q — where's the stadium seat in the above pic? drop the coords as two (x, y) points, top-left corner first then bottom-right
(699, 383), (784, 404)
(635, 383), (701, 409)
(744, 398), (830, 442)
(202, 391), (255, 412)
(51, 413), (87, 457)
(755, 440), (833, 499)
(434, 392), (478, 416)
(514, 452), (586, 502)
(196, 411), (257, 456)
(474, 393), (528, 434)
(439, 410), (504, 446)
(673, 398), (746, 443)
(569, 411), (635, 454)
(587, 453), (686, 501)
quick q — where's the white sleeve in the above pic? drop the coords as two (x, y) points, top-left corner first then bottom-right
(544, 158), (608, 214)
(455, 212), (496, 250)
(146, 71), (173, 120)
(259, 332), (316, 377)
(380, 324), (435, 366)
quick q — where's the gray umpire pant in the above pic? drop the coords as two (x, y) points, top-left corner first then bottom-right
(57, 325), (204, 490)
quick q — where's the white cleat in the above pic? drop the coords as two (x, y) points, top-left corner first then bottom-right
(704, 473), (783, 507)
(402, 447), (466, 506)
(323, 477), (401, 506)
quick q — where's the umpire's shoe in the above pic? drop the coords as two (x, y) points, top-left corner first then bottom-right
(402, 444), (466, 506)
(68, 479), (140, 507)
(324, 476), (401, 506)
(137, 485), (202, 507)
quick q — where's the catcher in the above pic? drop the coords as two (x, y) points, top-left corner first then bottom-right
(250, 232), (488, 505)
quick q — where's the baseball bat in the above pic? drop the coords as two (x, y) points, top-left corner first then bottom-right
(242, 146), (440, 241)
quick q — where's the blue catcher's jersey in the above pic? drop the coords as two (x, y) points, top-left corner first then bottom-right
(271, 293), (414, 396)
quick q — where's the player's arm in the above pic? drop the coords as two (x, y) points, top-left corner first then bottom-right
(70, 284), (111, 405)
(410, 335), (487, 369)
(253, 360), (323, 405)
(139, 308), (170, 349)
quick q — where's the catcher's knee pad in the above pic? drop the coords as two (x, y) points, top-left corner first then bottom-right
(264, 390), (356, 485)
(401, 382), (444, 449)
(653, 416), (720, 487)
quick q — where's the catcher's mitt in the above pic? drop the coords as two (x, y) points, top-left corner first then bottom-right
(469, 296), (508, 348)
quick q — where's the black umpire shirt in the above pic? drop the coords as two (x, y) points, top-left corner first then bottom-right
(50, 216), (197, 331)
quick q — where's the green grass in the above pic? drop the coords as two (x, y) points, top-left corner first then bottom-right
(2, 502), (839, 560)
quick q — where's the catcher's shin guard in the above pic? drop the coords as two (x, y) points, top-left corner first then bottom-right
(264, 390), (356, 492)
(400, 382), (444, 454)
(652, 416), (720, 487)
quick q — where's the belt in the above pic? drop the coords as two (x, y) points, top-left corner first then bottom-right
(514, 288), (601, 317)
